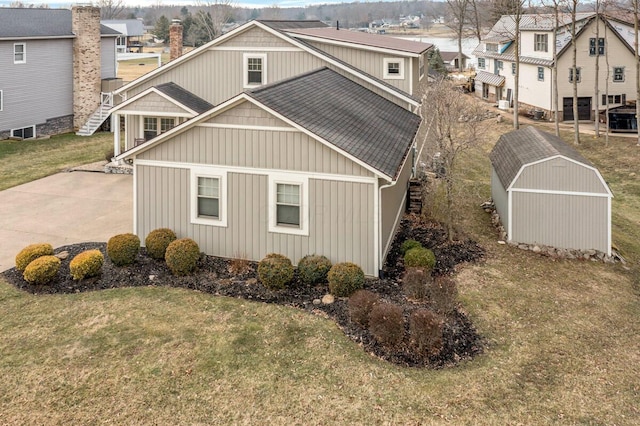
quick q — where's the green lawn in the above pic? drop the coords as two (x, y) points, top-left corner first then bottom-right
(0, 121), (639, 424)
(0, 132), (113, 191)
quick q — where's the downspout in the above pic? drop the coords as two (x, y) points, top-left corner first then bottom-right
(378, 178), (397, 278)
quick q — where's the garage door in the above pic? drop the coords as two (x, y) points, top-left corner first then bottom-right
(563, 97), (591, 121)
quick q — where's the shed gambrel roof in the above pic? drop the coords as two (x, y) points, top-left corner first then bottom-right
(490, 126), (594, 190)
(155, 83), (214, 114)
(247, 68), (421, 179)
(0, 8), (120, 39)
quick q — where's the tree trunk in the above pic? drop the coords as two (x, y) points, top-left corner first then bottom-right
(635, 0), (640, 145)
(594, 5), (600, 138)
(513, 14), (520, 129)
(553, 2), (560, 136)
(571, 0), (580, 145)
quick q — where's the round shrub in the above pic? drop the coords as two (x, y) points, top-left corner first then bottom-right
(297, 254), (332, 285)
(348, 289), (380, 327)
(402, 267), (432, 300)
(107, 233), (140, 266)
(409, 309), (444, 356)
(23, 255), (60, 285)
(401, 239), (422, 255)
(404, 247), (436, 270)
(368, 302), (405, 348)
(328, 262), (365, 297)
(145, 228), (177, 260)
(165, 238), (201, 276)
(258, 253), (294, 290)
(15, 243), (54, 272)
(430, 276), (459, 314)
(69, 249), (104, 280)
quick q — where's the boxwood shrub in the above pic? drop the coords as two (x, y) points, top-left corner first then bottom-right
(400, 239), (422, 255)
(69, 249), (104, 280)
(404, 247), (436, 270)
(23, 255), (60, 285)
(107, 233), (140, 266)
(297, 254), (332, 285)
(165, 238), (200, 276)
(258, 253), (294, 290)
(328, 262), (365, 297)
(15, 243), (54, 272)
(145, 228), (177, 260)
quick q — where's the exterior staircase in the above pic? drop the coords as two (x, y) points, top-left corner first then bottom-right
(76, 92), (113, 136)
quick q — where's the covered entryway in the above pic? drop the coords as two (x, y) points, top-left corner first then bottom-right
(562, 97), (591, 121)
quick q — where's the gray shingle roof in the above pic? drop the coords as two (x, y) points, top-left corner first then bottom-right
(155, 83), (214, 114)
(101, 19), (145, 36)
(490, 126), (593, 189)
(247, 67), (421, 179)
(0, 8), (121, 39)
(258, 20), (328, 30)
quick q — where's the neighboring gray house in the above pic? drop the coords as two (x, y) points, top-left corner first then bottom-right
(115, 68), (422, 276)
(0, 7), (119, 139)
(439, 51), (469, 71)
(490, 126), (612, 255)
(101, 19), (145, 53)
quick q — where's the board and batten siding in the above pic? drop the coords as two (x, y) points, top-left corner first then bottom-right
(137, 125), (374, 178)
(380, 153), (411, 258)
(100, 37), (117, 79)
(513, 157), (609, 194)
(0, 39), (73, 132)
(135, 165), (376, 274)
(511, 191), (609, 253)
(491, 167), (509, 227)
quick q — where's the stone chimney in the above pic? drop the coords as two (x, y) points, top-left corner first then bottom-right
(170, 20), (183, 62)
(72, 6), (101, 130)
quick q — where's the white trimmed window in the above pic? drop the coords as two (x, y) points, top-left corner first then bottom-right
(478, 58), (485, 69)
(191, 168), (227, 227)
(383, 58), (404, 79)
(534, 34), (548, 52)
(143, 117), (175, 140)
(14, 43), (26, 64)
(613, 66), (625, 82)
(11, 125), (35, 139)
(268, 174), (308, 236)
(244, 53), (267, 88)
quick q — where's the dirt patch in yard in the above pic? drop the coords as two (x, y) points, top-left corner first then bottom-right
(2, 216), (484, 368)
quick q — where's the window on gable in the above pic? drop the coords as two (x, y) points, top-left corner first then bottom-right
(589, 37), (605, 56)
(613, 66), (625, 82)
(191, 168), (227, 227)
(14, 43), (26, 64)
(383, 58), (404, 79)
(534, 34), (548, 52)
(537, 67), (544, 81)
(244, 53), (267, 87)
(486, 43), (498, 52)
(478, 58), (485, 69)
(569, 67), (581, 83)
(269, 174), (308, 236)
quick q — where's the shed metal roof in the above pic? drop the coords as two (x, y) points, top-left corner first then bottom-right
(0, 8), (119, 39)
(247, 67), (421, 179)
(490, 126), (593, 189)
(475, 71), (505, 87)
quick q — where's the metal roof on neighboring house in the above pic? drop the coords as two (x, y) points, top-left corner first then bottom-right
(475, 71), (505, 87)
(490, 126), (593, 189)
(0, 8), (120, 39)
(285, 26), (432, 55)
(257, 20), (328, 30)
(101, 19), (145, 37)
(247, 67), (422, 179)
(155, 83), (214, 114)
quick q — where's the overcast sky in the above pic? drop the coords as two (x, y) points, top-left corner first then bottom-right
(0, 0), (388, 9)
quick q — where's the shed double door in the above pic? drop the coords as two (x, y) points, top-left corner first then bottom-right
(563, 97), (591, 121)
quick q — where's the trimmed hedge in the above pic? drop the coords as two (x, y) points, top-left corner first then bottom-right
(368, 302), (404, 348)
(69, 249), (104, 280)
(145, 228), (177, 260)
(15, 243), (54, 272)
(328, 262), (365, 297)
(409, 309), (443, 356)
(348, 289), (380, 327)
(107, 233), (140, 266)
(297, 254), (332, 285)
(400, 239), (422, 255)
(258, 253), (294, 290)
(165, 238), (200, 276)
(23, 255), (60, 285)
(404, 247), (436, 270)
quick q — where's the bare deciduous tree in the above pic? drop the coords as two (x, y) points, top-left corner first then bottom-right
(193, 0), (235, 42)
(570, 0), (581, 144)
(97, 0), (126, 20)
(445, 0), (472, 82)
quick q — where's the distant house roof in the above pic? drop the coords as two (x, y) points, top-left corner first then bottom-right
(247, 68), (421, 179)
(475, 71), (505, 87)
(155, 82), (214, 114)
(0, 8), (120, 40)
(285, 27), (432, 56)
(439, 51), (469, 62)
(258, 20), (328, 30)
(101, 19), (145, 37)
(490, 126), (593, 189)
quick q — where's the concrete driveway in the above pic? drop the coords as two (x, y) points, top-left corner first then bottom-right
(0, 171), (132, 272)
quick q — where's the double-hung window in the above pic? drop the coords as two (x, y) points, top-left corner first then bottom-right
(589, 38), (605, 56)
(269, 174), (308, 236)
(534, 34), (548, 52)
(191, 168), (227, 227)
(383, 58), (404, 79)
(613, 67), (625, 82)
(244, 53), (267, 87)
(537, 67), (544, 81)
(477, 58), (485, 69)
(569, 67), (581, 83)
(276, 184), (300, 227)
(14, 43), (25, 64)
(511, 63), (516, 75)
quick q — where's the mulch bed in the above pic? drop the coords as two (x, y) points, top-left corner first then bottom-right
(2, 216), (485, 368)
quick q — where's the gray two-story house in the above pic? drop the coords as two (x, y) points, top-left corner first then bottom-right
(0, 7), (119, 140)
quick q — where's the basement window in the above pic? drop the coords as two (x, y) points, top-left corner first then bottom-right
(11, 125), (35, 139)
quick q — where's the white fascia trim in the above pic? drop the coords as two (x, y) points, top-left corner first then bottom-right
(134, 159), (377, 185)
(127, 111), (194, 118)
(190, 167), (228, 227)
(509, 187), (611, 198)
(373, 179), (380, 277)
(110, 86), (198, 116)
(268, 173), (309, 236)
(210, 46), (303, 52)
(0, 36), (74, 41)
(507, 155), (613, 196)
(243, 96), (393, 181)
(197, 123), (298, 132)
(243, 52), (268, 88)
(286, 32), (421, 57)
(383, 57), (405, 79)
(607, 196), (612, 256)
